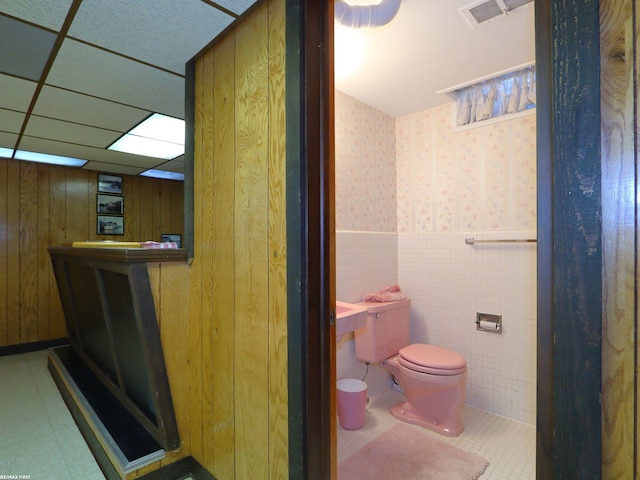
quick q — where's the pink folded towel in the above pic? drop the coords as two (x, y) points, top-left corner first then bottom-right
(363, 284), (407, 302)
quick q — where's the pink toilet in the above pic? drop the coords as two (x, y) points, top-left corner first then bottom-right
(354, 298), (467, 436)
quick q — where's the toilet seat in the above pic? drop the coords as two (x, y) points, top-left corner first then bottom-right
(398, 344), (466, 375)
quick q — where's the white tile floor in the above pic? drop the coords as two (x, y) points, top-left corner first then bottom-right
(338, 389), (536, 479)
(0, 350), (104, 480)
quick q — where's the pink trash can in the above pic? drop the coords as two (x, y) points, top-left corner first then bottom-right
(337, 379), (367, 430)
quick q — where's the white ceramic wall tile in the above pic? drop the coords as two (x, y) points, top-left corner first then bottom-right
(398, 231), (537, 424)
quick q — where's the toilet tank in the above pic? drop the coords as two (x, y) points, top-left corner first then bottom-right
(354, 298), (411, 363)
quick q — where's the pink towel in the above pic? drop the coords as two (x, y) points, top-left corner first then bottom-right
(363, 284), (407, 302)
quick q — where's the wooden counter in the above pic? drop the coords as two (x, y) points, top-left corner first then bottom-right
(47, 245), (188, 479)
(49, 245), (187, 263)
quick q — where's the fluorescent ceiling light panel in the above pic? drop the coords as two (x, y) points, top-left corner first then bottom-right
(109, 113), (185, 159)
(140, 169), (185, 181)
(130, 113), (185, 144)
(109, 135), (184, 160)
(14, 150), (87, 167)
(0, 147), (14, 158)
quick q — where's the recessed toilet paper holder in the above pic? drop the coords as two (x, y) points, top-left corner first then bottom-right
(476, 312), (502, 334)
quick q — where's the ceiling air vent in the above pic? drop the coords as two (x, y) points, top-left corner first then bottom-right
(460, 0), (533, 28)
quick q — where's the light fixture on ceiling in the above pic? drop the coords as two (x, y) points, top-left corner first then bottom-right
(140, 169), (184, 181)
(333, 0), (401, 81)
(335, 0), (402, 28)
(0, 147), (87, 168)
(108, 113), (185, 160)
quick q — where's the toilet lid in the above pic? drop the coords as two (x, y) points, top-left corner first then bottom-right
(398, 344), (467, 375)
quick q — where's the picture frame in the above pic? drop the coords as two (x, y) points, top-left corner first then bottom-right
(98, 173), (123, 194)
(97, 215), (124, 235)
(97, 194), (124, 215)
(161, 234), (182, 247)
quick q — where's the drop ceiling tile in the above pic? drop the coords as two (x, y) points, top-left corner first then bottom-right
(0, 132), (18, 150)
(19, 136), (167, 170)
(47, 39), (185, 118)
(23, 116), (119, 148)
(0, 0), (73, 31)
(0, 75), (37, 112)
(82, 161), (144, 176)
(69, 0), (235, 74)
(34, 86), (150, 132)
(0, 16), (57, 80)
(153, 159), (184, 173)
(214, 0), (259, 15)
(0, 108), (25, 133)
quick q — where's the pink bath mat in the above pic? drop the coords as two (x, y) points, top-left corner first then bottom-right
(338, 423), (488, 479)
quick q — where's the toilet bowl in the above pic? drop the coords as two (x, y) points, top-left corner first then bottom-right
(354, 299), (467, 437)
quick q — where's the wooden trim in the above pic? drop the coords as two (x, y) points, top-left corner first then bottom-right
(184, 60), (195, 260)
(48, 246), (187, 263)
(286, 0), (332, 478)
(325, 0), (337, 477)
(535, 0), (553, 477)
(537, 0), (602, 477)
(137, 456), (216, 480)
(600, 0), (637, 477)
(0, 337), (68, 357)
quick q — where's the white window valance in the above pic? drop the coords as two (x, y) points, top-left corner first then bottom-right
(454, 65), (536, 126)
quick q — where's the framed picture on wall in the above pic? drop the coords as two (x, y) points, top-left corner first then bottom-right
(98, 173), (123, 194)
(97, 215), (124, 235)
(96, 194), (124, 215)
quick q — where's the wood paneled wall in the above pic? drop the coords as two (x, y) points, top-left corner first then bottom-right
(189, 0), (288, 477)
(600, 0), (638, 477)
(0, 157), (184, 348)
(128, 261), (191, 478)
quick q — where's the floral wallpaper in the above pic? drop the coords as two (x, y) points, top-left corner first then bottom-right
(397, 104), (537, 232)
(335, 90), (397, 232)
(335, 90), (537, 233)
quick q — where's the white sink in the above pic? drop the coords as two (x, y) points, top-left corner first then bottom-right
(335, 301), (368, 339)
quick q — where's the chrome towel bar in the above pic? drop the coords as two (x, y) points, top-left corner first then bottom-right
(465, 237), (537, 245)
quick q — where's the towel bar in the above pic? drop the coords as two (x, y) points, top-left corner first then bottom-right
(465, 237), (537, 245)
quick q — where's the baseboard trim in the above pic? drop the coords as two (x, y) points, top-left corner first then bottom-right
(0, 338), (69, 357)
(137, 456), (217, 480)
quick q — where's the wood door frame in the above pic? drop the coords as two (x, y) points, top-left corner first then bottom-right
(289, 0), (604, 478)
(286, 1), (334, 479)
(536, 0), (602, 478)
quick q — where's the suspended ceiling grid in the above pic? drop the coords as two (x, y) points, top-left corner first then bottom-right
(0, 0), (259, 177)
